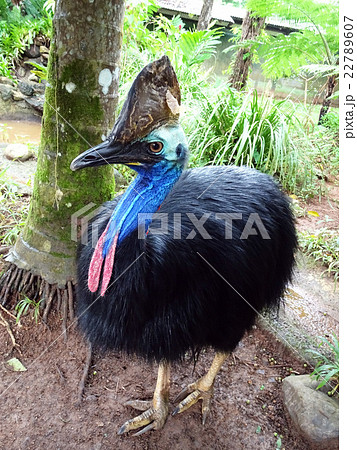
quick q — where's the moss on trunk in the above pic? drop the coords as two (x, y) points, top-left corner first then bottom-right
(7, 0), (126, 286)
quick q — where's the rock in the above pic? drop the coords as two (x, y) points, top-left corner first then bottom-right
(282, 375), (338, 449)
(40, 45), (49, 54)
(28, 73), (39, 83)
(16, 66), (27, 78)
(3, 143), (34, 162)
(12, 90), (26, 101)
(24, 44), (41, 58)
(0, 84), (14, 101)
(0, 76), (15, 86)
(25, 96), (44, 113)
(18, 81), (34, 97)
(33, 82), (46, 94)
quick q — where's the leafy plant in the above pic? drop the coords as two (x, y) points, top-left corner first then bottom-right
(187, 87), (302, 191)
(0, 167), (30, 246)
(298, 228), (339, 280)
(15, 295), (43, 324)
(246, 0), (339, 121)
(24, 59), (47, 81)
(0, 0), (52, 77)
(308, 334), (339, 396)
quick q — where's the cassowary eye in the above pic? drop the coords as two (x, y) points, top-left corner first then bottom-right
(149, 142), (163, 153)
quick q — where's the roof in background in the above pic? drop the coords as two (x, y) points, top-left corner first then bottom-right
(157, 0), (299, 32)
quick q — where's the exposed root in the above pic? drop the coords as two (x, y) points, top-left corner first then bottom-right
(67, 280), (75, 323)
(0, 311), (20, 353)
(0, 262), (76, 330)
(42, 284), (57, 323)
(77, 342), (92, 404)
(62, 289), (68, 342)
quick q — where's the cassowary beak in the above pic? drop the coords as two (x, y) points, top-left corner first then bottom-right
(70, 140), (140, 171)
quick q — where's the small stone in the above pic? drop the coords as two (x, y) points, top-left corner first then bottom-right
(25, 96), (44, 113)
(282, 374), (338, 449)
(17, 66), (27, 77)
(0, 76), (15, 86)
(40, 45), (49, 54)
(18, 81), (34, 97)
(28, 73), (39, 83)
(24, 44), (41, 58)
(0, 84), (14, 101)
(33, 82), (46, 94)
(12, 90), (26, 101)
(3, 143), (33, 162)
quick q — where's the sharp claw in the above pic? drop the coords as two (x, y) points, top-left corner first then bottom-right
(133, 422), (156, 436)
(118, 423), (129, 435)
(173, 384), (214, 424)
(124, 400), (152, 411)
(173, 386), (191, 404)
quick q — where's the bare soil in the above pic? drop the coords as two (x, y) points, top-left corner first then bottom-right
(0, 316), (311, 450)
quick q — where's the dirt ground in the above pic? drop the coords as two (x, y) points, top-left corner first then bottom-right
(0, 161), (338, 450)
(0, 315), (312, 450)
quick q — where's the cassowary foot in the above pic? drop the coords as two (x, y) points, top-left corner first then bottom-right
(172, 351), (229, 425)
(172, 381), (213, 425)
(118, 361), (170, 436)
(118, 398), (169, 436)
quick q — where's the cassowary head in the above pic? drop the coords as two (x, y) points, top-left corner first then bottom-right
(71, 56), (189, 174)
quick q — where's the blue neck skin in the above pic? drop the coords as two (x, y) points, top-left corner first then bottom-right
(102, 160), (183, 256)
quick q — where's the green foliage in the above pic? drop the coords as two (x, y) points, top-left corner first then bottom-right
(188, 87), (303, 191)
(120, 0), (223, 110)
(15, 295), (43, 324)
(298, 228), (339, 280)
(0, 166), (29, 246)
(24, 59), (47, 81)
(308, 334), (339, 395)
(0, 0), (52, 78)
(319, 110), (339, 135)
(246, 0), (338, 88)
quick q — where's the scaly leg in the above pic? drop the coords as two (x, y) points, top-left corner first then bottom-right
(118, 361), (170, 436)
(172, 352), (229, 424)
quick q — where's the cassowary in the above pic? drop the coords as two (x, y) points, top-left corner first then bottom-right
(70, 56), (297, 435)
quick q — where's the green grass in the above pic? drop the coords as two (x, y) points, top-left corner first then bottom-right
(0, 167), (30, 246)
(308, 334), (339, 396)
(298, 228), (339, 281)
(15, 295), (43, 324)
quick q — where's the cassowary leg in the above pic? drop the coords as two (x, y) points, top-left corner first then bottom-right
(172, 351), (229, 424)
(118, 361), (170, 436)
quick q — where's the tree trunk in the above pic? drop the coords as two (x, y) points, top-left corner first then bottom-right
(318, 74), (337, 124)
(230, 11), (265, 91)
(1, 0), (125, 310)
(197, 0), (214, 31)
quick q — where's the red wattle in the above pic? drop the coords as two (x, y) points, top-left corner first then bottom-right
(88, 224), (108, 293)
(100, 232), (119, 296)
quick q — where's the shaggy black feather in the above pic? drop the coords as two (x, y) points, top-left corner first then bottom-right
(76, 166), (297, 362)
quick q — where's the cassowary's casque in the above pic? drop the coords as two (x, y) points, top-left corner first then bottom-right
(71, 56), (297, 435)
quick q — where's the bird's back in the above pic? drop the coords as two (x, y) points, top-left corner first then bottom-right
(76, 166), (297, 361)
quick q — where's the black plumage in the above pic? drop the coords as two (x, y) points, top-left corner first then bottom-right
(77, 166), (296, 362)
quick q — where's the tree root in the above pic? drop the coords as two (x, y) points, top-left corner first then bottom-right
(77, 342), (92, 404)
(0, 311), (20, 353)
(0, 262), (76, 329)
